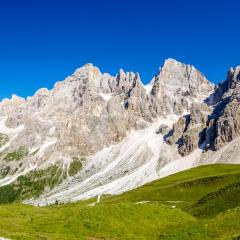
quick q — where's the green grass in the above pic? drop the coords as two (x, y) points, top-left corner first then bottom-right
(102, 164), (240, 206)
(1, 164), (240, 239)
(207, 207), (240, 239)
(0, 202), (209, 240)
(187, 182), (240, 218)
(102, 164), (240, 219)
(3, 147), (29, 162)
(0, 201), (239, 240)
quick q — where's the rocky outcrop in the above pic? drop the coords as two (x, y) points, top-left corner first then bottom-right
(207, 66), (240, 150)
(156, 124), (171, 135)
(165, 65), (240, 155)
(166, 102), (212, 156)
(150, 59), (214, 115)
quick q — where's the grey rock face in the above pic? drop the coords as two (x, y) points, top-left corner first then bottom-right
(150, 59), (214, 115)
(156, 124), (171, 135)
(166, 102), (212, 156)
(166, 65), (240, 155)
(178, 103), (212, 156)
(166, 116), (188, 145)
(206, 66), (240, 150)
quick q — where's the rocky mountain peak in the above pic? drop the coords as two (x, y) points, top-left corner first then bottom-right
(211, 65), (240, 105)
(149, 59), (214, 115)
(34, 88), (50, 97)
(153, 58), (214, 99)
(228, 65), (240, 89)
(72, 63), (102, 81)
(162, 58), (186, 69)
(0, 94), (25, 104)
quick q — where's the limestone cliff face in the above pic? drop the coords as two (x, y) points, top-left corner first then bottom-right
(207, 66), (240, 150)
(150, 59), (214, 115)
(166, 102), (211, 156)
(165, 65), (240, 156)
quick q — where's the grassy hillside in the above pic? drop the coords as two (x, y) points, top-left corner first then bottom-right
(102, 164), (240, 211)
(0, 164), (240, 239)
(0, 202), (203, 240)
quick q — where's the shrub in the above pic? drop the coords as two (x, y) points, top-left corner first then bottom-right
(68, 158), (83, 176)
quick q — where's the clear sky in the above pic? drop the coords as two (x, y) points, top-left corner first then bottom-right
(0, 0), (239, 100)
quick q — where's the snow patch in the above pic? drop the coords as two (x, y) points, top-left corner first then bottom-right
(144, 83), (152, 94)
(144, 78), (155, 94)
(36, 137), (57, 158)
(99, 92), (112, 101)
(48, 126), (56, 135)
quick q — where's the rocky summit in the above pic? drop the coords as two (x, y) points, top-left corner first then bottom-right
(1, 59), (240, 206)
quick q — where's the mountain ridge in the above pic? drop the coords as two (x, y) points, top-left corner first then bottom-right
(0, 58), (213, 102)
(1, 58), (240, 206)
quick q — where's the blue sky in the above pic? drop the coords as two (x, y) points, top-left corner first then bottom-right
(0, 0), (239, 99)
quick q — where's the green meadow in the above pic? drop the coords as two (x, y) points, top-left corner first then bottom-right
(1, 164), (240, 240)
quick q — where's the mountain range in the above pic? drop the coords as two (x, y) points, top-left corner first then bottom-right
(0, 58), (240, 206)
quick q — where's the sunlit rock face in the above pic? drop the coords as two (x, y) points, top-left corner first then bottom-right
(206, 66), (240, 150)
(150, 58), (214, 115)
(165, 64), (240, 156)
(166, 102), (212, 156)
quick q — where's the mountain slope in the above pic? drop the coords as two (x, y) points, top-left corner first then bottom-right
(101, 164), (240, 207)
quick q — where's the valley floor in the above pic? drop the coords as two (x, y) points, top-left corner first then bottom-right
(0, 164), (240, 240)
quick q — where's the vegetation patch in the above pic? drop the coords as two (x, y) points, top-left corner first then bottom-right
(0, 185), (18, 204)
(3, 147), (29, 162)
(187, 182), (240, 218)
(0, 165), (11, 179)
(0, 133), (9, 148)
(0, 165), (65, 203)
(68, 157), (84, 176)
